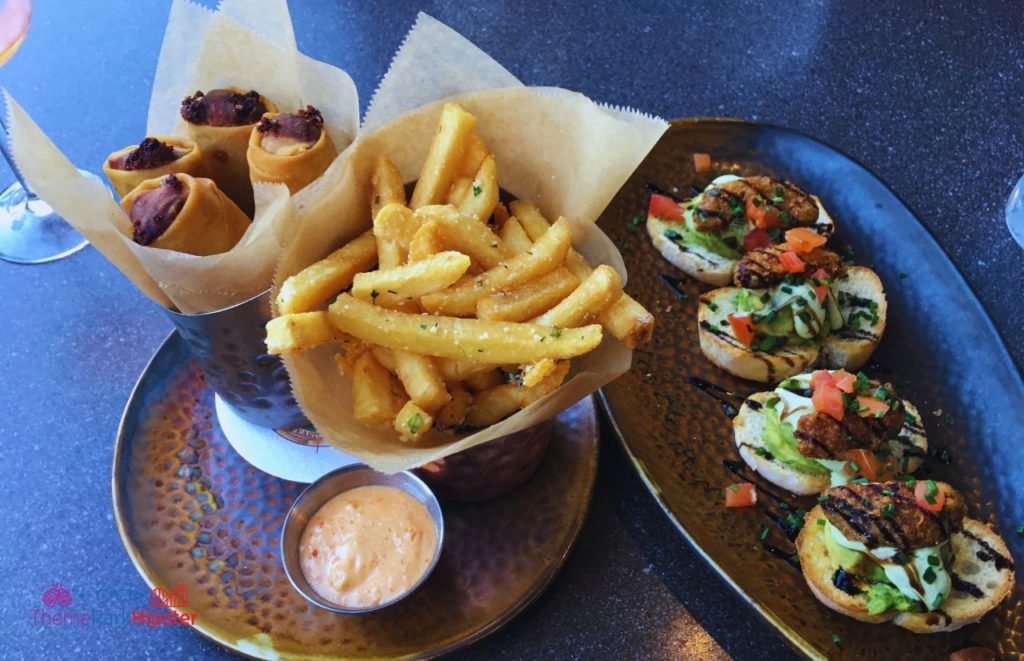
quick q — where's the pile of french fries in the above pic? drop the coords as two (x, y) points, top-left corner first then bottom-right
(266, 102), (654, 442)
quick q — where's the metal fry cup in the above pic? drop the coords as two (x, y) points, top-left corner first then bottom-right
(164, 289), (308, 429)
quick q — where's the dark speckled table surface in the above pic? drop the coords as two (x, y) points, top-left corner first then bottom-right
(2, 1), (1021, 659)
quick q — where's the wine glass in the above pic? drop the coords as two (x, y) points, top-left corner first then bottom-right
(0, 0), (90, 264)
(1007, 174), (1024, 249)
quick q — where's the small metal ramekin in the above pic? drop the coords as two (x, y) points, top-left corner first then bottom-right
(279, 464), (444, 614)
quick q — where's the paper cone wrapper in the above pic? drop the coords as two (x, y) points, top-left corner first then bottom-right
(6, 0), (359, 314)
(276, 14), (668, 473)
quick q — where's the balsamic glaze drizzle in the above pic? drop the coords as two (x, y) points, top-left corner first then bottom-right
(658, 273), (690, 301)
(686, 376), (743, 418)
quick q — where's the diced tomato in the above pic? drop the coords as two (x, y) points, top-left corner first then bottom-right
(812, 382), (844, 420)
(779, 250), (806, 273)
(832, 369), (856, 393)
(648, 193), (684, 223)
(745, 196), (781, 229)
(843, 448), (896, 482)
(915, 480), (946, 512)
(727, 313), (755, 348)
(743, 227), (772, 251)
(856, 395), (890, 418)
(693, 152), (712, 173)
(810, 370), (835, 391)
(785, 227), (827, 253)
(809, 267), (829, 303)
(725, 482), (757, 508)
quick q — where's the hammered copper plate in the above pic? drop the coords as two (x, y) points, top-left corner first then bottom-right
(598, 119), (1023, 660)
(112, 332), (598, 659)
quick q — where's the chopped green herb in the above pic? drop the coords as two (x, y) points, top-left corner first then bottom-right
(932, 593), (944, 609)
(905, 410), (918, 425)
(550, 326), (563, 338)
(898, 271), (909, 279)
(902, 476), (917, 488)
(944, 413), (955, 425)
(848, 461), (861, 474)
(370, 289), (379, 302)
(832, 633), (842, 647)
(627, 214), (642, 233)
(751, 334), (787, 352)
(854, 371), (870, 391)
(472, 184), (482, 197)
(852, 478), (869, 485)
(927, 554), (940, 566)
(925, 480), (939, 505)
(765, 396), (780, 409)
(407, 413), (424, 435)
(707, 301), (719, 312)
(759, 524), (770, 541)
(816, 518), (826, 527)
(817, 495), (832, 503)
(882, 503), (896, 518)
(754, 446), (769, 457)
(730, 482), (740, 492)
(1017, 525), (1024, 536)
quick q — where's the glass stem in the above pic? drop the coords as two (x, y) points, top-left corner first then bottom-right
(0, 113), (36, 197)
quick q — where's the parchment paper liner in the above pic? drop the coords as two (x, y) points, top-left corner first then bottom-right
(276, 14), (668, 473)
(6, 0), (358, 314)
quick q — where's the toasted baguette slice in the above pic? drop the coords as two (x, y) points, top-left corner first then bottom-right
(733, 394), (927, 495)
(697, 287), (819, 382)
(647, 215), (735, 286)
(647, 196), (834, 287)
(820, 266), (887, 371)
(797, 506), (1015, 632)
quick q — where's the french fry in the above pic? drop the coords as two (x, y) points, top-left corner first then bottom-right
(599, 295), (656, 348)
(465, 361), (570, 427)
(446, 177), (473, 206)
(371, 346), (451, 414)
(352, 351), (397, 426)
(370, 155), (406, 220)
(435, 357), (498, 381)
(511, 200), (654, 347)
(521, 358), (557, 387)
(492, 201), (510, 228)
(373, 202), (419, 269)
(457, 155), (498, 223)
(407, 221), (445, 262)
(457, 133), (490, 178)
(476, 267), (580, 322)
(420, 217), (573, 315)
(276, 231), (379, 314)
(534, 265), (623, 328)
(463, 368), (504, 393)
(410, 103), (477, 209)
(416, 204), (512, 268)
(265, 311), (342, 354)
(329, 293), (603, 363)
(436, 385), (472, 429)
(394, 401), (433, 442)
(499, 216), (533, 253)
(351, 251), (471, 308)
